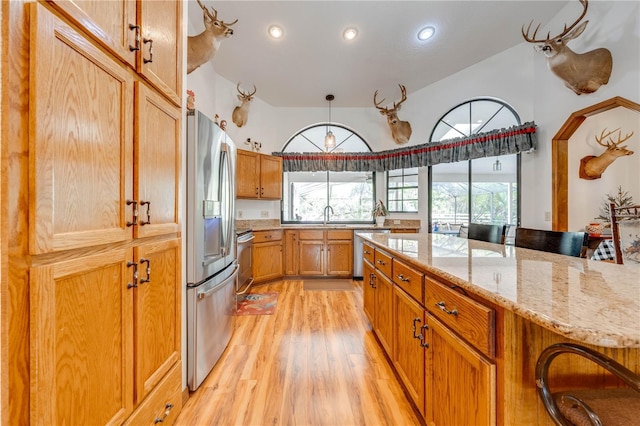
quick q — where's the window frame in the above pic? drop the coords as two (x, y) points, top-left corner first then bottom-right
(387, 167), (419, 213)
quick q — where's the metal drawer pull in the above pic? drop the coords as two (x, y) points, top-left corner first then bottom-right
(396, 273), (410, 282)
(377, 259), (386, 265)
(154, 403), (174, 423)
(420, 324), (429, 348)
(436, 301), (458, 316)
(140, 258), (151, 284)
(128, 24), (140, 51)
(143, 38), (153, 63)
(140, 201), (151, 225)
(364, 250), (370, 254)
(371, 274), (377, 289)
(412, 317), (422, 339)
(127, 261), (138, 289)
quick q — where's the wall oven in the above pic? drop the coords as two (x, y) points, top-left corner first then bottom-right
(235, 229), (254, 305)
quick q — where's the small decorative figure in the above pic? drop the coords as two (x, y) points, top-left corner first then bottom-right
(214, 114), (219, 125)
(186, 90), (195, 110)
(220, 120), (227, 131)
(245, 138), (262, 152)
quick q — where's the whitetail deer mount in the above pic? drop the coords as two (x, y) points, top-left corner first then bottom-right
(187, 0), (237, 74)
(232, 83), (257, 127)
(579, 128), (634, 180)
(374, 84), (412, 145)
(522, 0), (612, 95)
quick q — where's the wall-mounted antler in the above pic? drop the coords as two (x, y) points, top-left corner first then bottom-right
(187, 0), (238, 74)
(521, 0), (612, 95)
(374, 84), (412, 145)
(232, 83), (257, 127)
(579, 128), (634, 179)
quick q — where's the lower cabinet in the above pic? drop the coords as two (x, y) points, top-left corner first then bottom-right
(363, 260), (394, 355)
(426, 315), (496, 426)
(29, 238), (182, 424)
(253, 230), (283, 283)
(287, 229), (353, 277)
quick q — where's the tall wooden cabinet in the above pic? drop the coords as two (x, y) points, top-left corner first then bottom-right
(236, 149), (283, 199)
(22, 2), (183, 425)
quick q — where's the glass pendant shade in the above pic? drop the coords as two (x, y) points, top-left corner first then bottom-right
(325, 130), (336, 149)
(493, 158), (502, 172)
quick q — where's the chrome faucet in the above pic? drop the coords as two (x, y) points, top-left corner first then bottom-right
(323, 205), (334, 225)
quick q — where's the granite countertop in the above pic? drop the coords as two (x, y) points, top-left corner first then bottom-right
(236, 219), (421, 232)
(358, 232), (640, 348)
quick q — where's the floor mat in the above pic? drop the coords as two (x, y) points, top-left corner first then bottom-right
(303, 279), (355, 291)
(234, 292), (278, 315)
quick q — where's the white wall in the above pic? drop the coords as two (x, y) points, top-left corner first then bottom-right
(187, 1), (640, 229)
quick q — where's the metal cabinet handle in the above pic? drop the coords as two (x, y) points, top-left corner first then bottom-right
(261, 187), (264, 196)
(420, 324), (429, 348)
(129, 24), (140, 51)
(143, 37), (153, 63)
(371, 274), (377, 289)
(140, 258), (151, 284)
(126, 200), (138, 227)
(397, 273), (410, 282)
(255, 187), (259, 195)
(154, 403), (174, 423)
(377, 259), (386, 265)
(140, 201), (151, 225)
(412, 318), (430, 348)
(364, 250), (370, 255)
(436, 301), (458, 316)
(127, 261), (138, 289)
(412, 317), (422, 339)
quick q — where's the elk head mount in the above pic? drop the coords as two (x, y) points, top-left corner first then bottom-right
(579, 128), (634, 180)
(187, 0), (238, 74)
(232, 83), (257, 128)
(374, 84), (412, 145)
(522, 0), (612, 95)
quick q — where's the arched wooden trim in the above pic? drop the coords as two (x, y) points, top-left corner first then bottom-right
(552, 96), (640, 230)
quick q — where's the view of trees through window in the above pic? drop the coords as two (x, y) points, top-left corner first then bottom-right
(387, 168), (418, 212)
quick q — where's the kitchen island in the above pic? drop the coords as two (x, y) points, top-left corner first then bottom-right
(358, 232), (640, 425)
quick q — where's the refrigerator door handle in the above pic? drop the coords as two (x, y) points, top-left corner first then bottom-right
(197, 264), (239, 299)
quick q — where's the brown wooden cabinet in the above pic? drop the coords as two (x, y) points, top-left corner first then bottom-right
(236, 149), (282, 199)
(48, 0), (182, 105)
(24, 4), (183, 425)
(283, 230), (299, 275)
(253, 230), (283, 283)
(294, 229), (353, 277)
(373, 269), (394, 355)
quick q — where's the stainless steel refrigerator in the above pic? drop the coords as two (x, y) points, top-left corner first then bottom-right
(186, 110), (237, 391)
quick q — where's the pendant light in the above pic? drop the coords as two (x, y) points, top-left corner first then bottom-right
(324, 94), (336, 151)
(493, 157), (502, 172)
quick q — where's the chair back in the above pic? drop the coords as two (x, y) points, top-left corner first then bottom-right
(609, 203), (640, 264)
(467, 223), (507, 244)
(515, 228), (587, 257)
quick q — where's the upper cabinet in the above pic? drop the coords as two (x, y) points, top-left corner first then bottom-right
(237, 149), (283, 200)
(48, 0), (182, 105)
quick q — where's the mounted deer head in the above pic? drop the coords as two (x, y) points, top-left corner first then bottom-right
(232, 83), (257, 127)
(374, 84), (412, 145)
(187, 0), (238, 74)
(579, 128), (634, 180)
(522, 0), (612, 95)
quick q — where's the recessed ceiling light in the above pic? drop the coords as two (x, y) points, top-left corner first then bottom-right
(343, 27), (358, 41)
(268, 25), (284, 39)
(417, 26), (435, 41)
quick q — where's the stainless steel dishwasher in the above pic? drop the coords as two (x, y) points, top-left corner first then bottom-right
(353, 229), (390, 278)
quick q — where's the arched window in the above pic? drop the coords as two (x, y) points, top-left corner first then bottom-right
(281, 123), (376, 223)
(428, 98), (521, 237)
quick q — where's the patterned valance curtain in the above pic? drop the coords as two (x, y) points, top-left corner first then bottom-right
(272, 122), (536, 172)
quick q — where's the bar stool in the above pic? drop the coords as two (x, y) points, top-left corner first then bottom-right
(514, 228), (588, 257)
(467, 223), (507, 244)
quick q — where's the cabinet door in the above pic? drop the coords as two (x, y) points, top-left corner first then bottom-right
(426, 315), (496, 426)
(363, 261), (375, 325)
(393, 286), (426, 417)
(236, 150), (260, 198)
(259, 155), (282, 199)
(253, 241), (283, 283)
(298, 240), (324, 275)
(326, 240), (353, 276)
(135, 82), (181, 238)
(284, 230), (299, 275)
(30, 248), (134, 425)
(138, 0), (182, 105)
(30, 3), (134, 254)
(374, 271), (394, 356)
(134, 238), (181, 403)
(48, 0), (137, 67)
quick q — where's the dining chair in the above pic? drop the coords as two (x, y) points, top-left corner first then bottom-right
(609, 202), (640, 264)
(514, 227), (588, 257)
(536, 343), (640, 425)
(467, 223), (507, 244)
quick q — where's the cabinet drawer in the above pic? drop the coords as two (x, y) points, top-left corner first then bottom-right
(374, 249), (392, 279)
(392, 258), (424, 303)
(425, 278), (495, 358)
(254, 230), (282, 243)
(363, 243), (375, 264)
(299, 229), (324, 240)
(327, 229), (353, 240)
(124, 362), (182, 425)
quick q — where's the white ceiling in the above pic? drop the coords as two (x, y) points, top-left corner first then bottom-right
(187, 1), (570, 108)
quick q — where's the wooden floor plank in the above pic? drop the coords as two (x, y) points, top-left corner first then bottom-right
(176, 280), (420, 426)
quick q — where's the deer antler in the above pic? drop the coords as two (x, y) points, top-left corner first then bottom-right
(373, 91), (387, 111)
(596, 128), (634, 148)
(196, 0), (238, 26)
(374, 84), (408, 112)
(522, 0), (588, 43)
(237, 83), (257, 98)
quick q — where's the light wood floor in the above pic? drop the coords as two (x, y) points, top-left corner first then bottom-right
(175, 279), (421, 426)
